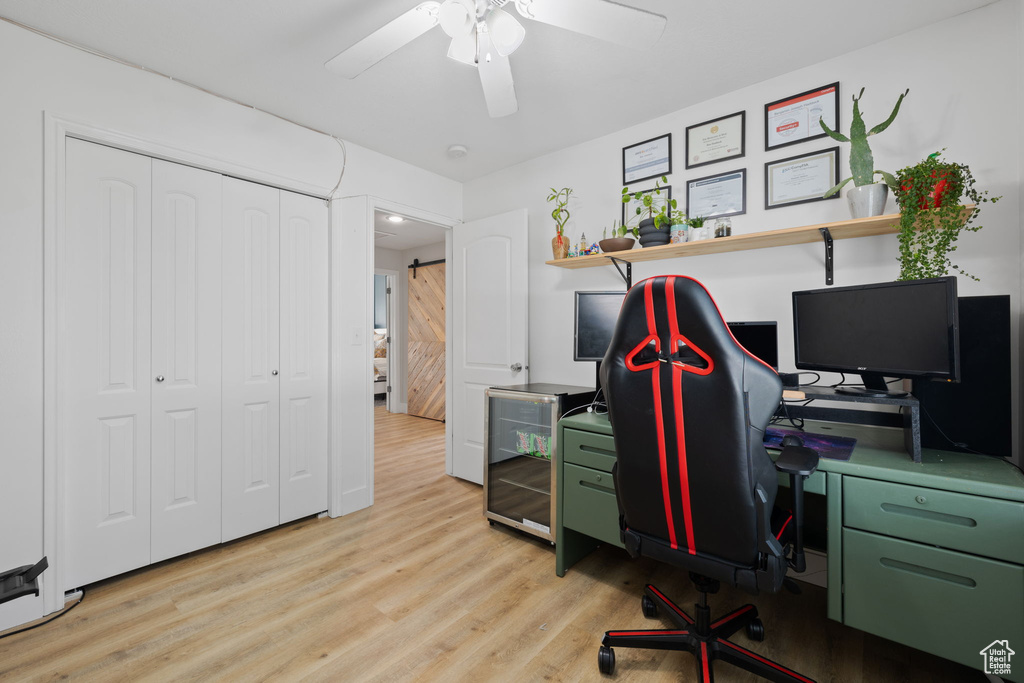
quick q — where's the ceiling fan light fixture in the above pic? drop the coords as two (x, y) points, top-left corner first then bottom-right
(438, 0), (476, 37)
(485, 8), (525, 56)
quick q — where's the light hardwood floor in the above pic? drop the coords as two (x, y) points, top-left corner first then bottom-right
(1, 407), (984, 681)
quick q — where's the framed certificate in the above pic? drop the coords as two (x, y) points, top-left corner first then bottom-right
(686, 169), (746, 219)
(685, 111), (745, 169)
(765, 147), (841, 210)
(764, 82), (839, 151)
(623, 133), (672, 185)
(622, 185), (674, 226)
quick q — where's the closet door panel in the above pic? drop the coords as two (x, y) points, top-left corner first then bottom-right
(150, 160), (224, 562)
(222, 178), (281, 542)
(279, 191), (329, 523)
(64, 139), (153, 589)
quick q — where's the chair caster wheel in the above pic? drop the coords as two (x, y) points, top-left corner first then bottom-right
(641, 595), (658, 618)
(488, 520), (495, 526)
(598, 645), (615, 674)
(746, 618), (765, 641)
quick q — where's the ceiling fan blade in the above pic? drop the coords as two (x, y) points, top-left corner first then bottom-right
(325, 2), (441, 79)
(486, 8), (526, 56)
(447, 34), (477, 66)
(477, 33), (518, 117)
(513, 0), (666, 48)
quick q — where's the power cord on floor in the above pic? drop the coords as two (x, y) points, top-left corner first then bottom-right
(0, 589), (85, 640)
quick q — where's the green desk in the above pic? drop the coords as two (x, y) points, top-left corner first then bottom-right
(555, 412), (1024, 677)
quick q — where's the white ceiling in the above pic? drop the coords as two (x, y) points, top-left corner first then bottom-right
(374, 210), (447, 251)
(0, 0), (997, 182)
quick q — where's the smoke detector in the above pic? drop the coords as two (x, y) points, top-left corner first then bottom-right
(447, 144), (469, 159)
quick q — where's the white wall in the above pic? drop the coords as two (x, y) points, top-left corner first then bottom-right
(374, 242), (447, 411)
(0, 20), (460, 630)
(464, 1), (1022, 464)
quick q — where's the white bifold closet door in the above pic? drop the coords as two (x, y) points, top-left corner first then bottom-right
(221, 179), (328, 542)
(64, 140), (223, 587)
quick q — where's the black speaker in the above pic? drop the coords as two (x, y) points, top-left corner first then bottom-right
(913, 295), (1012, 458)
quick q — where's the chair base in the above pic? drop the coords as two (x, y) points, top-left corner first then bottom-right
(600, 583), (814, 683)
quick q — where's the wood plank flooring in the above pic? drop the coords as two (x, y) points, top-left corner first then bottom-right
(1, 407), (985, 681)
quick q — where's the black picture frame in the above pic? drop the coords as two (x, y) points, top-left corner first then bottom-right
(764, 82), (840, 151)
(622, 185), (673, 226)
(685, 111), (746, 170)
(622, 133), (672, 186)
(686, 169), (746, 219)
(764, 147), (841, 210)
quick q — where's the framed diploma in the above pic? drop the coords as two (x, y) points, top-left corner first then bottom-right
(622, 185), (674, 226)
(686, 169), (746, 219)
(685, 111), (745, 169)
(765, 147), (841, 210)
(764, 82), (839, 151)
(622, 133), (672, 185)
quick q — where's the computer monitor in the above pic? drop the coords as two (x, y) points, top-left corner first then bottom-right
(574, 291), (625, 362)
(792, 276), (959, 397)
(727, 321), (778, 370)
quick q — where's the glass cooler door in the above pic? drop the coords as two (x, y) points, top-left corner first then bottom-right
(484, 389), (558, 540)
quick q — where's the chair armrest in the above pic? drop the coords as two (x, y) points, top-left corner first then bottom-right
(774, 446), (819, 477)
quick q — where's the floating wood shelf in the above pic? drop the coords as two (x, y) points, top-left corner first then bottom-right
(545, 206), (974, 271)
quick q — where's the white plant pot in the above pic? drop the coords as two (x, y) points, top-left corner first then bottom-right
(847, 183), (888, 218)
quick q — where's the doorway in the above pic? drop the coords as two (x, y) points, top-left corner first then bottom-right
(371, 210), (448, 424)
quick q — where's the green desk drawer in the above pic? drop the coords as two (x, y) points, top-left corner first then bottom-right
(562, 428), (617, 472)
(843, 528), (1024, 672)
(844, 477), (1024, 564)
(562, 462), (623, 548)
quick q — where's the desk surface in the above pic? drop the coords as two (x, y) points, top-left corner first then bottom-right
(560, 412), (1024, 502)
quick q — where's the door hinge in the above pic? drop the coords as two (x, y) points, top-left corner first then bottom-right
(386, 337), (391, 344)
(386, 386), (392, 393)
(386, 287), (392, 294)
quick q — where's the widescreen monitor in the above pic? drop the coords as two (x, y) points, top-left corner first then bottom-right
(574, 291), (625, 362)
(792, 276), (959, 397)
(727, 321), (778, 370)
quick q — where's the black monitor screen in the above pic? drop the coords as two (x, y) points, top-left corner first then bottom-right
(793, 277), (959, 384)
(574, 291), (625, 362)
(728, 321), (778, 369)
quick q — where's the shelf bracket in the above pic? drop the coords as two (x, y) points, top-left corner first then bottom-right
(607, 256), (632, 290)
(819, 227), (834, 285)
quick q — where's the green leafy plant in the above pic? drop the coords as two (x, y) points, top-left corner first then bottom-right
(892, 150), (1000, 281)
(686, 215), (706, 229)
(603, 219), (637, 240)
(621, 176), (677, 230)
(546, 187), (573, 246)
(820, 87), (909, 197)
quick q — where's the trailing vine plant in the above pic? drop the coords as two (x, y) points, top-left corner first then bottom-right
(892, 150), (999, 281)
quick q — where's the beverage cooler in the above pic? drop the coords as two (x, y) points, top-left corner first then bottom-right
(484, 384), (594, 542)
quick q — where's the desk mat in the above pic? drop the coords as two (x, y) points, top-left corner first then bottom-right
(764, 427), (857, 461)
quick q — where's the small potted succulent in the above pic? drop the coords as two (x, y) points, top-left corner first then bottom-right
(820, 87), (909, 218)
(547, 187), (573, 259)
(621, 176), (676, 247)
(686, 215), (710, 241)
(892, 150), (1000, 281)
(599, 219), (637, 253)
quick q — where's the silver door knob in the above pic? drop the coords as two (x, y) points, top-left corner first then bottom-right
(272, 370), (279, 376)
(510, 363), (522, 372)
(155, 375), (165, 382)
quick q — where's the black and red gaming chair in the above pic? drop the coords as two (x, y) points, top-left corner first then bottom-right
(597, 275), (819, 682)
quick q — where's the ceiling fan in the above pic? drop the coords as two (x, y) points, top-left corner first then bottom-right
(325, 0), (667, 118)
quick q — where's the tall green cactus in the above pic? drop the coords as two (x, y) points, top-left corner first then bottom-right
(820, 87), (909, 198)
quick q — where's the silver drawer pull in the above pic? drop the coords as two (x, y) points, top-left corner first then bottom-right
(579, 480), (614, 494)
(879, 503), (977, 528)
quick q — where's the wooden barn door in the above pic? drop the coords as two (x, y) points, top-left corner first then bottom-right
(407, 262), (446, 421)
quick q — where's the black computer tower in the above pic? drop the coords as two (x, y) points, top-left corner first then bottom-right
(913, 295), (1012, 458)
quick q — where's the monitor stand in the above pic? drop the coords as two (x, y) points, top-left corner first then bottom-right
(835, 372), (909, 398)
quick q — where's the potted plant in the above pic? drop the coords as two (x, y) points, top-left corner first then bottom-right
(686, 215), (709, 241)
(599, 219), (637, 253)
(547, 186), (573, 259)
(892, 150), (1000, 281)
(820, 87), (909, 218)
(621, 176), (677, 247)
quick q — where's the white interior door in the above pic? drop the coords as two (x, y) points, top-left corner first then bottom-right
(279, 190), (329, 523)
(64, 139), (153, 588)
(150, 160), (223, 562)
(451, 208), (529, 484)
(222, 177), (281, 542)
